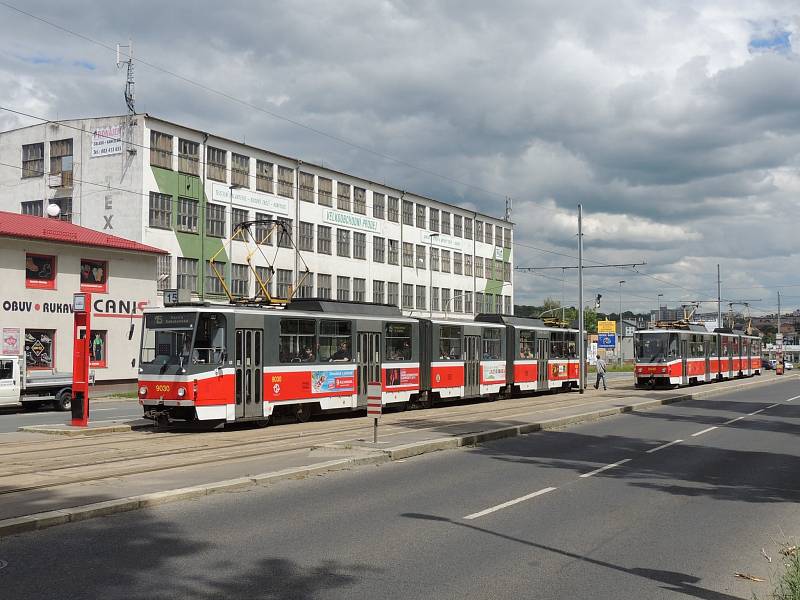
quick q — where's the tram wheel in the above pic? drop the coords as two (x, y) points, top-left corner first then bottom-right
(295, 404), (313, 423)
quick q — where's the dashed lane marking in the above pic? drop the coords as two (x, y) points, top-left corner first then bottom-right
(579, 458), (631, 478)
(464, 486), (557, 520)
(691, 426), (718, 437)
(646, 439), (683, 453)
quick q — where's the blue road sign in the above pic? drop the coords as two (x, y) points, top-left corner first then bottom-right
(597, 334), (616, 349)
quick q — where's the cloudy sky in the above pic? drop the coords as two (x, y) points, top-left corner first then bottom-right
(1, 1), (799, 316)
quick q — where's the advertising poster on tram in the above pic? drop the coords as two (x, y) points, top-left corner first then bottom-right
(311, 369), (355, 394)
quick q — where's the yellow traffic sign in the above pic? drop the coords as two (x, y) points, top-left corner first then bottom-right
(597, 320), (616, 333)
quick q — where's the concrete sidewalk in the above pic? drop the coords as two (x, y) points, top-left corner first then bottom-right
(1, 373), (796, 537)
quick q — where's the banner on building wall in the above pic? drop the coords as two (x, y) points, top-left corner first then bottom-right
(212, 184), (290, 215)
(2, 328), (20, 355)
(91, 125), (124, 158)
(322, 208), (382, 234)
(420, 231), (462, 250)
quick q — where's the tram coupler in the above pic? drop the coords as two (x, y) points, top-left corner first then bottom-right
(144, 407), (172, 429)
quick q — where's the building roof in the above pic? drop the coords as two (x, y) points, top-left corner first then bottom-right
(0, 211), (167, 255)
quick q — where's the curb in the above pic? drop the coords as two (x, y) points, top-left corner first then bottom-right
(1, 374), (793, 538)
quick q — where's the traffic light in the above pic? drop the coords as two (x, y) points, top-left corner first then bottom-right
(595, 294), (602, 309)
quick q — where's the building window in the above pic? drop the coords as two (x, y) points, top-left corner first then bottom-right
(318, 177), (333, 206)
(150, 130), (173, 169)
(416, 204), (425, 228)
(49, 198), (72, 222)
(373, 280), (385, 304)
(415, 285), (426, 310)
(206, 261), (226, 296)
(21, 200), (43, 216)
(485, 258), (493, 280)
(454, 252), (463, 275)
(402, 283), (414, 309)
(441, 212), (451, 235)
(317, 225), (332, 254)
(255, 266), (273, 298)
(441, 288), (450, 313)
(317, 274), (332, 299)
(504, 228), (512, 249)
(337, 182), (351, 211)
(388, 282), (399, 307)
(50, 138), (73, 187)
(429, 208), (439, 232)
(25, 253), (56, 290)
(354, 232), (366, 260)
(231, 263), (249, 296)
(373, 236), (385, 263)
(475, 220), (484, 242)
(495, 226), (503, 247)
(441, 250), (450, 273)
(278, 166), (294, 198)
(256, 160), (274, 193)
(430, 247), (439, 271)
(504, 296), (512, 315)
(373, 193), (385, 219)
(485, 223), (493, 245)
(157, 255), (171, 290)
(388, 239), (399, 265)
(299, 221), (314, 252)
(277, 269), (293, 299)
(485, 293), (495, 314)
(176, 197), (199, 233)
(277, 218), (293, 248)
(89, 330), (108, 368)
(465, 255), (472, 277)
(465, 217), (473, 240)
(80, 259), (108, 293)
(231, 153), (249, 188)
(402, 200), (413, 225)
(148, 192), (172, 229)
(337, 276), (350, 301)
(402, 242), (413, 267)
(337, 229), (351, 257)
(206, 146), (227, 182)
(476, 292), (484, 314)
(178, 139), (199, 175)
(255, 213), (273, 245)
(465, 291), (473, 314)
(299, 172), (315, 203)
(353, 278), (366, 302)
(231, 208), (248, 239)
(177, 257), (198, 292)
(354, 187), (366, 214)
(454, 291), (463, 313)
(22, 143), (44, 178)
(475, 256), (483, 278)
(206, 203), (226, 238)
(454, 214), (463, 237)
(388, 196), (399, 222)
(416, 245), (426, 270)
(504, 262), (511, 282)
(431, 287), (440, 311)
(296, 272), (313, 298)
(25, 329), (55, 369)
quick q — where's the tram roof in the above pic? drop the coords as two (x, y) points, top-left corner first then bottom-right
(475, 313), (578, 332)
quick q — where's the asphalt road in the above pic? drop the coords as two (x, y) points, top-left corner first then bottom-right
(1, 380), (798, 599)
(0, 399), (142, 433)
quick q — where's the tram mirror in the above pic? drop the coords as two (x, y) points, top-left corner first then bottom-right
(128, 322), (135, 341)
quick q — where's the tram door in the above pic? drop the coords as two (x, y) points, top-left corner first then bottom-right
(681, 339), (689, 385)
(537, 337), (549, 391)
(704, 340), (711, 383)
(464, 335), (481, 397)
(357, 332), (381, 407)
(235, 329), (263, 419)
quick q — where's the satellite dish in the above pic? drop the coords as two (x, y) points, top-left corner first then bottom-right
(45, 203), (61, 218)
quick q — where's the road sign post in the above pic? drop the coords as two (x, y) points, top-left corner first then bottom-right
(597, 334), (616, 350)
(367, 382), (382, 443)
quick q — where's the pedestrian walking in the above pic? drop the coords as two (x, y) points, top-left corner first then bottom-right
(594, 355), (607, 390)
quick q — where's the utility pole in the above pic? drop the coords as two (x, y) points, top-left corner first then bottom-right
(778, 290), (782, 341)
(578, 204), (585, 394)
(618, 280), (625, 365)
(717, 264), (722, 330)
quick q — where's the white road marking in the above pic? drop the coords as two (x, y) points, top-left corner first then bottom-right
(464, 486), (557, 520)
(786, 395), (800, 402)
(646, 439), (683, 453)
(691, 426), (718, 437)
(747, 409), (765, 416)
(766, 403), (780, 409)
(723, 416), (746, 425)
(579, 458), (631, 478)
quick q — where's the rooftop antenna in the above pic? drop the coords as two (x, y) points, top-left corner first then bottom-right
(504, 196), (512, 222)
(116, 40), (135, 116)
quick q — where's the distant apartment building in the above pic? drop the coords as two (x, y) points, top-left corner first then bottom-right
(0, 114), (514, 316)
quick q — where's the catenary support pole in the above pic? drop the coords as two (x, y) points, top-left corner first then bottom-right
(717, 264), (722, 329)
(578, 204), (585, 393)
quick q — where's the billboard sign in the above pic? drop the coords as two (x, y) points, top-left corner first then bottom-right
(597, 320), (616, 334)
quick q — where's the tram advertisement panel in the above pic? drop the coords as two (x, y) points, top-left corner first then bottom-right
(311, 369), (355, 394)
(385, 367), (419, 388)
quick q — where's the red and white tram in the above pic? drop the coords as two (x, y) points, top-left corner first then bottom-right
(137, 299), (581, 426)
(633, 323), (762, 388)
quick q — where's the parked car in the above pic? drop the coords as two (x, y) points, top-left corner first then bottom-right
(785, 362), (794, 370)
(766, 359), (777, 370)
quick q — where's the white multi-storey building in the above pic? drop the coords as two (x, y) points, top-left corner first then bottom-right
(0, 114), (514, 316)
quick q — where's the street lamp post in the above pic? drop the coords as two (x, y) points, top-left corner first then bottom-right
(618, 280), (625, 366)
(656, 293), (664, 325)
(428, 233), (440, 317)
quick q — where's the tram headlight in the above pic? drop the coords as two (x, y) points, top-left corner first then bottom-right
(177, 386), (186, 398)
(139, 386), (147, 396)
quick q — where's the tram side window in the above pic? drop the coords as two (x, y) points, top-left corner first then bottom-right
(566, 333), (577, 358)
(385, 323), (412, 361)
(482, 328), (502, 360)
(732, 337), (740, 357)
(194, 313), (226, 364)
(279, 319), (316, 362)
(519, 330), (535, 359)
(690, 336), (704, 358)
(439, 325), (462, 360)
(668, 334), (679, 359)
(550, 331), (565, 359)
(320, 320), (351, 362)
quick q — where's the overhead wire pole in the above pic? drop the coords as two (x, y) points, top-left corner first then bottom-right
(717, 264), (722, 329)
(577, 204), (585, 394)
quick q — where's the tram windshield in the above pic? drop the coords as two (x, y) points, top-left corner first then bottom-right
(141, 312), (226, 367)
(635, 332), (674, 363)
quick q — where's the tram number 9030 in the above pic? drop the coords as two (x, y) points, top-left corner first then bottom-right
(155, 384), (171, 393)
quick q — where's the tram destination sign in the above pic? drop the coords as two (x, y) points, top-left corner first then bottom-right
(145, 313), (195, 330)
